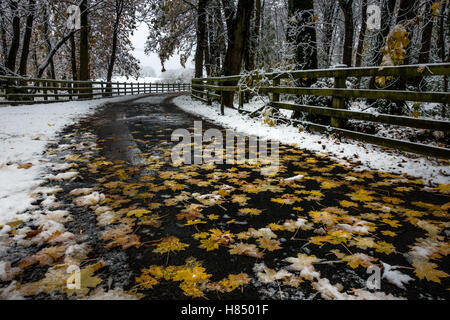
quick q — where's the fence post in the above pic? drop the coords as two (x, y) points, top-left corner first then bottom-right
(331, 64), (348, 128)
(44, 81), (48, 101)
(206, 80), (212, 105)
(69, 82), (73, 100)
(272, 77), (280, 103)
(52, 81), (57, 100)
(220, 91), (225, 115)
(239, 90), (244, 111)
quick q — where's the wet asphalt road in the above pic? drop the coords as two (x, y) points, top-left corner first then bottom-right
(9, 93), (449, 300)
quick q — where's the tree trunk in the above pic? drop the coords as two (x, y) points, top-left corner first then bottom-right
(321, 2), (337, 68)
(79, 0), (91, 99)
(438, 0), (448, 116)
(369, 0), (396, 88)
(0, 0), (8, 67)
(355, 0), (367, 88)
(38, 6), (55, 79)
(70, 34), (78, 81)
(222, 0), (254, 108)
(221, 0), (236, 42)
(396, 0), (418, 89)
(204, 13), (212, 77)
(194, 0), (208, 78)
(107, 0), (123, 83)
(245, 0), (260, 72)
(208, 1), (222, 77)
(79, 0), (90, 81)
(288, 0), (318, 119)
(287, 0), (318, 71)
(355, 0), (368, 68)
(418, 6), (433, 65)
(6, 0), (21, 73)
(338, 0), (354, 67)
(19, 0), (36, 76)
(415, 1), (433, 90)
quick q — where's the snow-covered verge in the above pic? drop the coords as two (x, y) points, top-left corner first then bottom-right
(0, 95), (139, 228)
(173, 95), (449, 186)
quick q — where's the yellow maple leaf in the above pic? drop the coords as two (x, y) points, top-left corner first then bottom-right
(185, 219), (207, 226)
(267, 223), (284, 231)
(382, 219), (401, 228)
(198, 239), (220, 251)
(173, 266), (212, 283)
(381, 230), (397, 237)
(435, 184), (449, 194)
(135, 270), (159, 289)
(412, 260), (449, 283)
(153, 237), (189, 254)
(208, 214), (219, 220)
(351, 237), (377, 250)
(328, 230), (352, 244)
(375, 241), (396, 255)
(218, 273), (252, 292)
(21, 262), (106, 297)
(382, 197), (404, 205)
(257, 238), (282, 251)
(229, 243), (264, 258)
(239, 208), (262, 216)
(342, 253), (378, 269)
(127, 209), (150, 218)
(193, 232), (209, 240)
(231, 194), (250, 206)
(340, 200), (358, 208)
(349, 189), (376, 202)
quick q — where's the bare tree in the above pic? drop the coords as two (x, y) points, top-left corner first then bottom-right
(338, 0), (354, 67)
(19, 0), (37, 76)
(6, 0), (21, 73)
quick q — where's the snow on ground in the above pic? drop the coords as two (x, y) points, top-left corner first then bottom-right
(173, 95), (450, 186)
(0, 95), (140, 227)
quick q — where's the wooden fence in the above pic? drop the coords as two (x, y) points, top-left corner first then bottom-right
(0, 75), (191, 105)
(191, 63), (450, 159)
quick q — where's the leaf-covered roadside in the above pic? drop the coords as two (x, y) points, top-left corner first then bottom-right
(0, 101), (449, 300)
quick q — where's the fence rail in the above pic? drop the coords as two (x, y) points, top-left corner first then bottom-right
(0, 75), (191, 105)
(191, 63), (450, 159)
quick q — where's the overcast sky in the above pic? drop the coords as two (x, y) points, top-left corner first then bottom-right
(131, 23), (194, 76)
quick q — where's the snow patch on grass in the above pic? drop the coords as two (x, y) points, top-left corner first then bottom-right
(0, 96), (136, 226)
